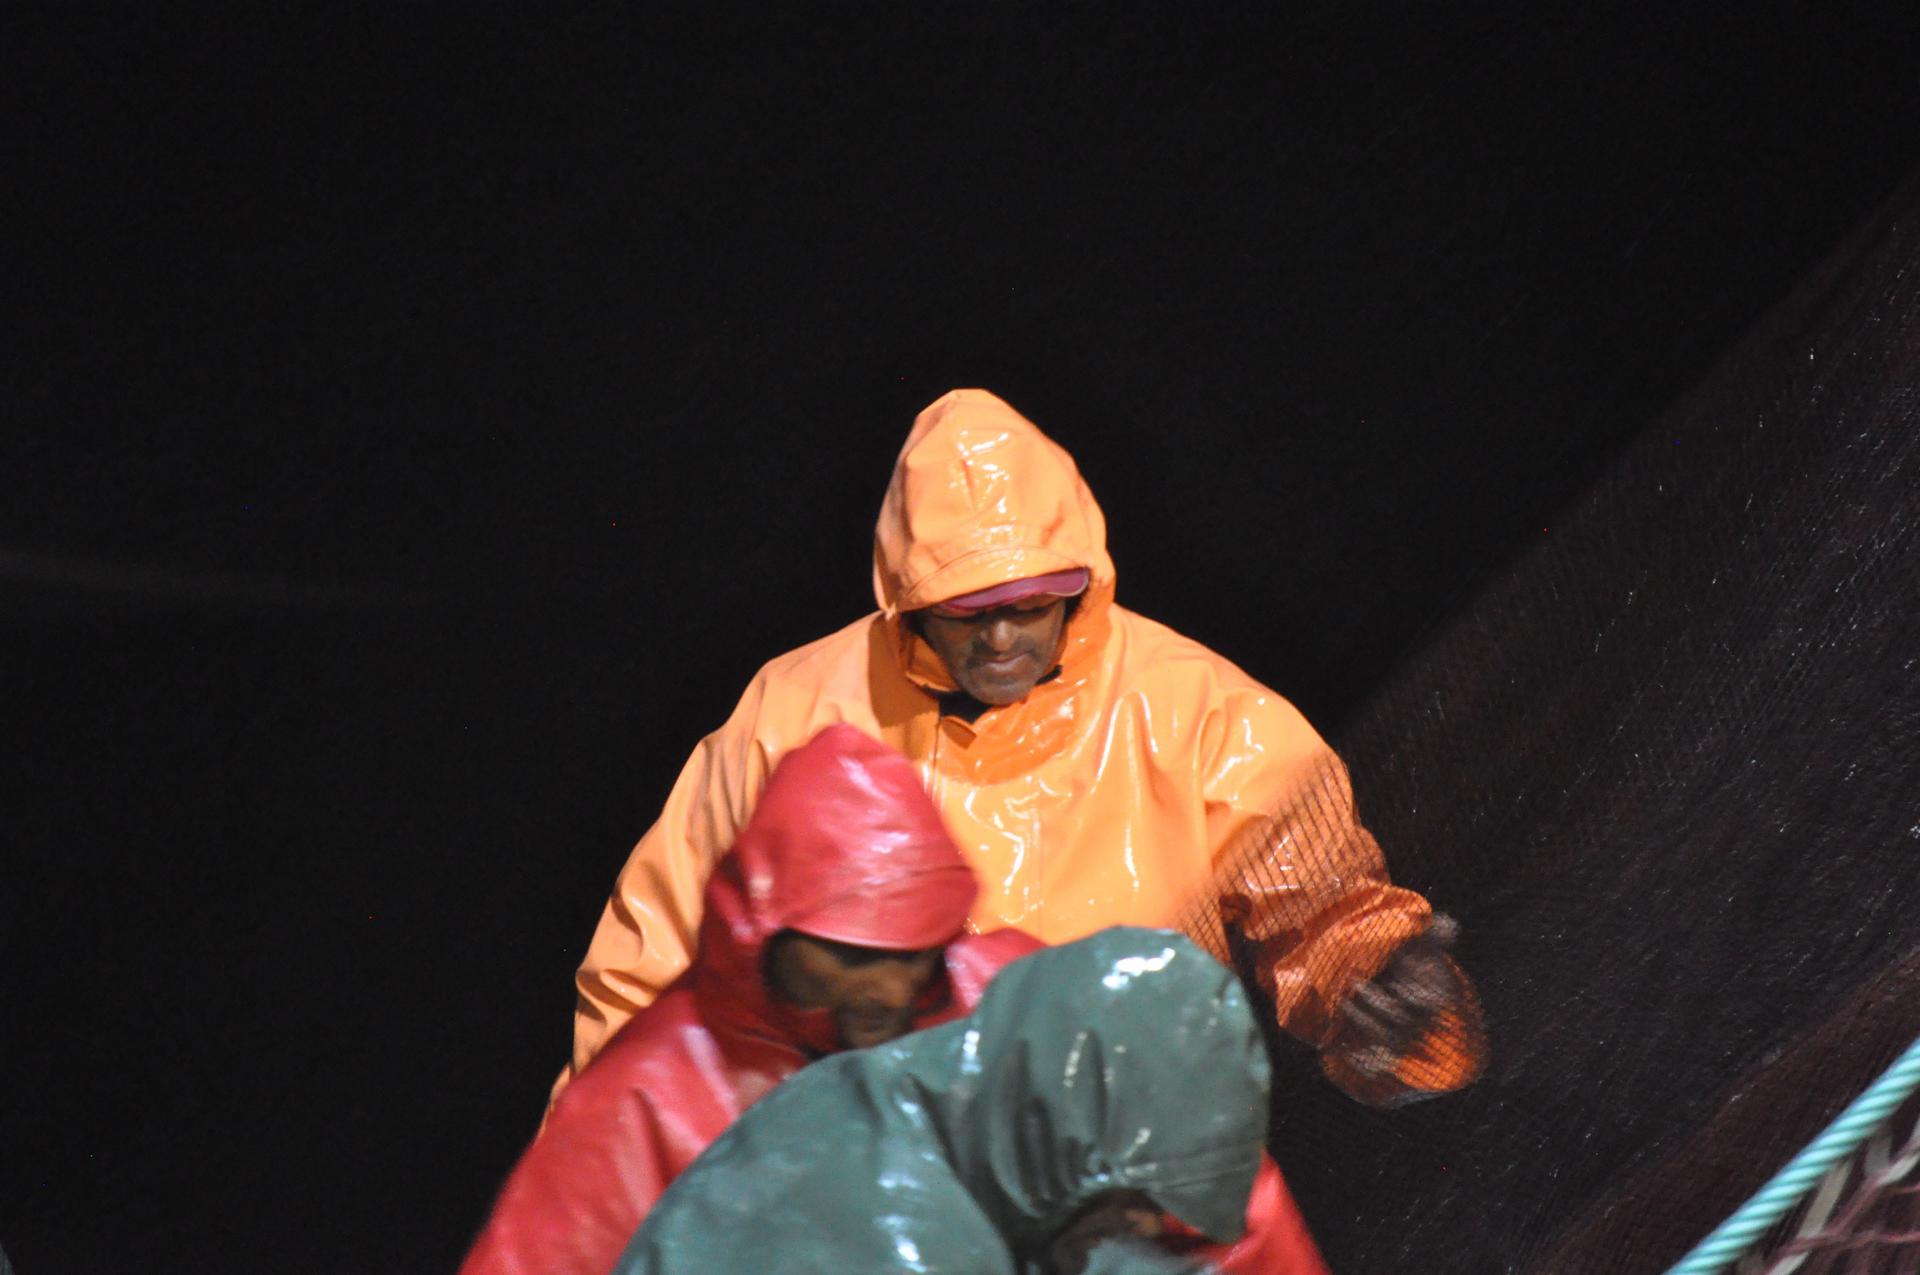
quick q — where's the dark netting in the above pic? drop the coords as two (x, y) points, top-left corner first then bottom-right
(1743, 1085), (1920, 1274)
(1175, 168), (1920, 1273)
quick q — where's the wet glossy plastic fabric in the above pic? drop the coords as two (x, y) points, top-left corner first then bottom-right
(460, 725), (1043, 1275)
(566, 389), (1470, 1101)
(613, 928), (1273, 1275)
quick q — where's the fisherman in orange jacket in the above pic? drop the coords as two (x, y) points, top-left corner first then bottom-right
(565, 388), (1481, 1108)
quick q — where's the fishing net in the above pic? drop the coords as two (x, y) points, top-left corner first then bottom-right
(1732, 1084), (1920, 1275)
(1176, 168), (1920, 1273)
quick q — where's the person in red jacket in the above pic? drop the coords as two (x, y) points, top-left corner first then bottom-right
(463, 724), (1326, 1275)
(460, 724), (1039, 1275)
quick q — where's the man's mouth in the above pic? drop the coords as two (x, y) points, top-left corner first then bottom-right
(975, 651), (1035, 676)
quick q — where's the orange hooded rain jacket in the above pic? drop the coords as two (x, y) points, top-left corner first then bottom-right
(567, 389), (1471, 1102)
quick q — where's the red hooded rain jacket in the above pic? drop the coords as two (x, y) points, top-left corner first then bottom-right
(459, 725), (1041, 1275)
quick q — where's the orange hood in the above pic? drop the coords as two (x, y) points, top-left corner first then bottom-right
(872, 389), (1117, 695)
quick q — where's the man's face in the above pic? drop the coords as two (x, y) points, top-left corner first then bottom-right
(915, 596), (1071, 706)
(1045, 1190), (1167, 1275)
(765, 933), (944, 1049)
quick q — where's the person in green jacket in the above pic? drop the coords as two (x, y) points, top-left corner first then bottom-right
(613, 927), (1272, 1275)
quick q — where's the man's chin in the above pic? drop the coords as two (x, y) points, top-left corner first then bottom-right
(959, 672), (1040, 706)
(838, 1019), (914, 1050)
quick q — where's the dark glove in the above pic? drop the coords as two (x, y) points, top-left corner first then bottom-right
(1321, 914), (1466, 1080)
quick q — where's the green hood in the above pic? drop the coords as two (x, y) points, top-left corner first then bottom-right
(616, 928), (1270, 1275)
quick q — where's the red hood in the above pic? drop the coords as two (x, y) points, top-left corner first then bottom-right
(689, 723), (979, 1055)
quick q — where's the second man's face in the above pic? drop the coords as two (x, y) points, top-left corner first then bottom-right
(916, 597), (1071, 706)
(765, 933), (945, 1050)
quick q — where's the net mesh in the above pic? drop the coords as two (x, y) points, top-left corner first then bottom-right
(1175, 169), (1920, 1273)
(1733, 1085), (1920, 1275)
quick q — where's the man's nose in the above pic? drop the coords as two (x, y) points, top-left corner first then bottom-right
(867, 964), (922, 1009)
(979, 617), (1020, 652)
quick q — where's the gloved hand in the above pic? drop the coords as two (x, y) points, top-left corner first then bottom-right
(1320, 913), (1482, 1101)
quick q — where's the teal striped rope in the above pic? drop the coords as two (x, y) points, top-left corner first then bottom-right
(1665, 1031), (1920, 1274)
